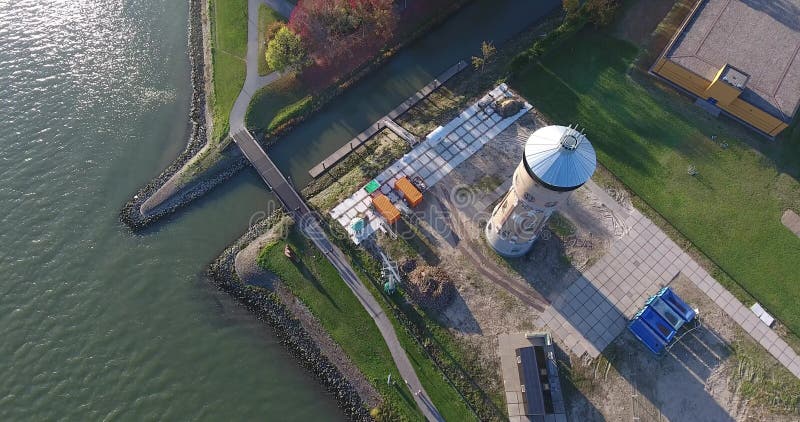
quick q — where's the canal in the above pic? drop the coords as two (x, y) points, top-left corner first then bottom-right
(267, 0), (561, 187)
(0, 0), (559, 420)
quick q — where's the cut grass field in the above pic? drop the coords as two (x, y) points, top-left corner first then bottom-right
(257, 4), (285, 76)
(209, 0), (247, 141)
(511, 30), (800, 337)
(258, 228), (475, 421)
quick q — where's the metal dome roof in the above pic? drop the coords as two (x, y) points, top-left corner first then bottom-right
(523, 125), (596, 191)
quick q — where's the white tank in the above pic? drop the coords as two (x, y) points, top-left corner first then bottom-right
(485, 125), (596, 257)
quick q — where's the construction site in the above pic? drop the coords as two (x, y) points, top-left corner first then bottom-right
(304, 78), (800, 420)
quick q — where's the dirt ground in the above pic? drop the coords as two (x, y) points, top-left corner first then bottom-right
(375, 109), (798, 421)
(565, 274), (798, 422)
(382, 111), (626, 339)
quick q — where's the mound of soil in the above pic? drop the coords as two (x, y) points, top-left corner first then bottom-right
(495, 97), (524, 117)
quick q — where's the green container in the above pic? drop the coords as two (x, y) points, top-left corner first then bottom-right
(364, 179), (380, 194)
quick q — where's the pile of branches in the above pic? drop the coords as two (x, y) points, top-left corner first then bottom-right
(406, 264), (456, 312)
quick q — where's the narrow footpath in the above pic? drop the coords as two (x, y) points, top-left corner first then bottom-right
(227, 2), (446, 419)
(233, 129), (444, 421)
(228, 0), (291, 132)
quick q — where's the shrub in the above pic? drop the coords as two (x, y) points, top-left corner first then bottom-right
(266, 20), (284, 41)
(562, 0), (580, 19)
(584, 0), (620, 27)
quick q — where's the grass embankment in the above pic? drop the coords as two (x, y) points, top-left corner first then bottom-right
(257, 4), (285, 76)
(245, 75), (312, 133)
(209, 0), (247, 141)
(511, 30), (800, 336)
(258, 228), (474, 421)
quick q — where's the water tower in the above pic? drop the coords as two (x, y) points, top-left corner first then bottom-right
(485, 125), (596, 257)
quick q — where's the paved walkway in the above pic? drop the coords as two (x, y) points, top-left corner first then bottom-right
(228, 0), (292, 132)
(534, 181), (800, 379)
(330, 84), (531, 244)
(232, 130), (445, 421)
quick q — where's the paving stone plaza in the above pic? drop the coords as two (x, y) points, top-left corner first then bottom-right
(535, 181), (800, 378)
(327, 84), (800, 380)
(329, 84), (531, 244)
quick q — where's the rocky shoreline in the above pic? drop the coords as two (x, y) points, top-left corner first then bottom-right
(120, 0), (472, 232)
(207, 214), (372, 421)
(119, 0), (246, 231)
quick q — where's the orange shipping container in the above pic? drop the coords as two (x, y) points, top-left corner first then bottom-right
(372, 194), (400, 224)
(394, 177), (423, 207)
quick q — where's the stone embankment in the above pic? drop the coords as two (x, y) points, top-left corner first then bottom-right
(207, 214), (372, 421)
(120, 0), (472, 231)
(120, 0), (247, 231)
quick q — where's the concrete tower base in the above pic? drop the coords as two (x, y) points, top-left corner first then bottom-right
(484, 221), (537, 258)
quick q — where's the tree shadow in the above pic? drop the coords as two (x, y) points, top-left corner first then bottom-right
(288, 232), (341, 311)
(394, 216), (442, 266)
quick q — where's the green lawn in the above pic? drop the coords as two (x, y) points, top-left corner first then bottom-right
(258, 228), (475, 421)
(209, 0), (248, 141)
(257, 4), (285, 76)
(245, 74), (311, 132)
(213, 0), (247, 56)
(511, 30), (800, 336)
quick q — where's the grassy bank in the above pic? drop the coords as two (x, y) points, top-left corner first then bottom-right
(510, 29), (800, 336)
(208, 0), (247, 141)
(258, 228), (475, 421)
(244, 1), (471, 139)
(245, 74), (311, 133)
(257, 4), (285, 76)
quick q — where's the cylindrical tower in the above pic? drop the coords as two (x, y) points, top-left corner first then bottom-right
(485, 125), (596, 257)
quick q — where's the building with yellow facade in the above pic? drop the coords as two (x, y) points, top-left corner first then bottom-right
(652, 0), (800, 137)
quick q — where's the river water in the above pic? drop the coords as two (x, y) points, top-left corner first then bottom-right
(0, 0), (556, 420)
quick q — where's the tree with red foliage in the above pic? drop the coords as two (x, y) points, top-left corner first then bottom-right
(288, 0), (396, 65)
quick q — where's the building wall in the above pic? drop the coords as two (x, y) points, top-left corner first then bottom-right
(652, 58), (789, 136)
(486, 162), (573, 257)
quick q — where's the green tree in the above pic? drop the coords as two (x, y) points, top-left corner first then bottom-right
(584, 0), (619, 27)
(265, 26), (309, 73)
(471, 40), (496, 72)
